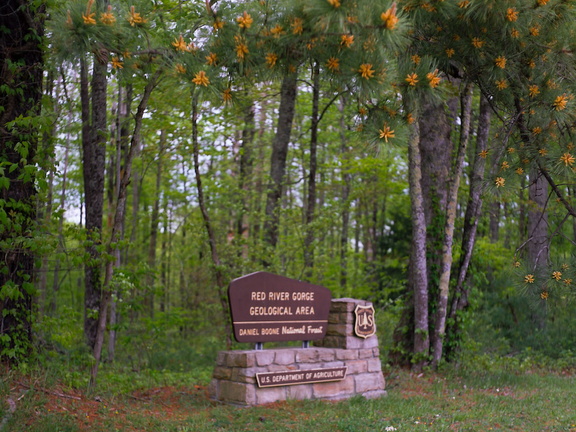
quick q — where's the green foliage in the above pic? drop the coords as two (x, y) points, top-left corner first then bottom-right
(26, 0), (576, 383)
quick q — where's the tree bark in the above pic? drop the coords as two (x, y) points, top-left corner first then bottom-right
(236, 100), (256, 256)
(90, 71), (160, 387)
(338, 97), (351, 292)
(263, 72), (298, 263)
(50, 124), (70, 314)
(304, 63), (320, 277)
(431, 83), (473, 367)
(191, 92), (232, 349)
(527, 171), (549, 270)
(445, 93), (491, 359)
(147, 129), (166, 317)
(407, 118), (430, 371)
(0, 0), (45, 360)
(81, 53), (107, 349)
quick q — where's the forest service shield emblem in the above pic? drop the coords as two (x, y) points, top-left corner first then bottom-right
(354, 304), (376, 338)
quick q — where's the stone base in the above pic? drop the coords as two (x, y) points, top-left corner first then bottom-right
(208, 347), (386, 406)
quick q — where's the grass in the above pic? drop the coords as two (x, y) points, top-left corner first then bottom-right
(1, 361), (575, 431)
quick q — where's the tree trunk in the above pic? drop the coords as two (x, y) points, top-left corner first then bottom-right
(489, 201), (501, 242)
(107, 84), (132, 363)
(527, 171), (549, 269)
(51, 125), (71, 314)
(407, 118), (430, 371)
(431, 83), (473, 367)
(147, 130), (165, 317)
(236, 100), (256, 257)
(37, 73), (56, 314)
(90, 71), (160, 387)
(338, 97), (351, 292)
(81, 52), (107, 349)
(0, 0), (45, 361)
(263, 72), (298, 263)
(191, 92), (232, 349)
(304, 63), (320, 277)
(445, 93), (491, 359)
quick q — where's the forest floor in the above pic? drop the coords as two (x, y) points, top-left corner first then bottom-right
(2, 366), (576, 431)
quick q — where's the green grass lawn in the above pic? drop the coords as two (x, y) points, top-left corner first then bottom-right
(1, 365), (575, 431)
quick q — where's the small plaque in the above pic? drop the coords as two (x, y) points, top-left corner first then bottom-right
(256, 367), (347, 388)
(228, 272), (332, 343)
(354, 304), (376, 338)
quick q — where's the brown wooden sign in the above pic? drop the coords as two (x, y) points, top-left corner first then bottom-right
(256, 367), (347, 388)
(228, 271), (332, 343)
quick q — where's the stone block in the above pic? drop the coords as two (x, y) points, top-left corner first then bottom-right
(354, 372), (385, 393)
(219, 381), (256, 405)
(255, 351), (275, 366)
(286, 384), (313, 400)
(298, 363), (318, 370)
(367, 357), (382, 373)
(295, 348), (320, 363)
(231, 367), (256, 384)
(359, 347), (376, 359)
(226, 351), (255, 368)
(274, 350), (296, 365)
(345, 359), (368, 375)
(323, 361), (344, 369)
(267, 364), (297, 372)
(256, 386), (287, 405)
(328, 312), (342, 324)
(327, 323), (353, 337)
(343, 335), (379, 350)
(335, 349), (358, 361)
(329, 300), (351, 313)
(212, 366), (232, 380)
(216, 351), (227, 366)
(317, 349), (336, 362)
(313, 376), (354, 398)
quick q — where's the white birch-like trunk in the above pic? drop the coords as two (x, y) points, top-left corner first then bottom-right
(408, 117), (430, 371)
(431, 83), (473, 367)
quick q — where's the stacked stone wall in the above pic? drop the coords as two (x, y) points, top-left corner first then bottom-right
(208, 298), (386, 406)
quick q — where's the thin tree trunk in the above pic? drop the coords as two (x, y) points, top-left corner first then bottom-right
(107, 84), (132, 363)
(236, 100), (256, 257)
(81, 53), (107, 349)
(147, 130), (165, 317)
(51, 128), (70, 314)
(445, 93), (491, 359)
(263, 72), (298, 262)
(527, 171), (549, 269)
(338, 97), (351, 292)
(160, 198), (169, 315)
(304, 63), (320, 277)
(407, 117), (429, 372)
(90, 71), (159, 387)
(489, 201), (501, 242)
(431, 83), (473, 367)
(191, 92), (232, 349)
(250, 99), (268, 242)
(37, 72), (56, 313)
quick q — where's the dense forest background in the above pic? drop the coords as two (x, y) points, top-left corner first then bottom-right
(2, 0), (576, 386)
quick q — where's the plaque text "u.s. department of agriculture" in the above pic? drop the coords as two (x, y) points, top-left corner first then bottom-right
(256, 367), (347, 388)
